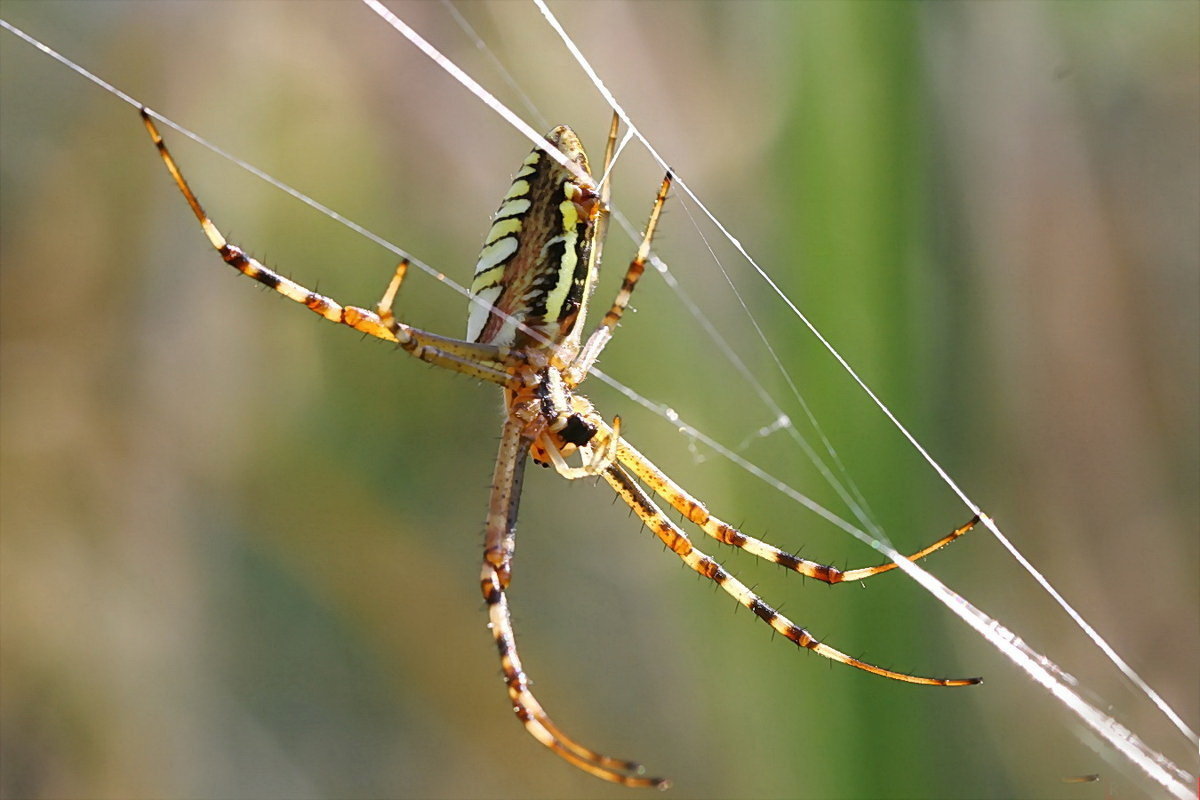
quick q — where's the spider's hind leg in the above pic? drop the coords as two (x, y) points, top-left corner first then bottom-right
(373, 260), (409, 335)
(139, 108), (511, 385)
(568, 171), (673, 387)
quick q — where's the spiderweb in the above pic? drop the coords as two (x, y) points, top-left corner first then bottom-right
(1, 2), (1195, 797)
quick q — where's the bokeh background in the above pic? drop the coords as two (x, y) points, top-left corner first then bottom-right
(2, 2), (1196, 798)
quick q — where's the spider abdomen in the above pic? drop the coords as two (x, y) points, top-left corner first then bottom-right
(467, 126), (600, 350)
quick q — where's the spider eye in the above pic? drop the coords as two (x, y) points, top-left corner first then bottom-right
(559, 414), (597, 447)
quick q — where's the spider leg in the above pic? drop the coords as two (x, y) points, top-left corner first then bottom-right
(569, 170), (673, 385)
(140, 109), (511, 386)
(585, 112), (620, 291)
(373, 259), (409, 332)
(481, 414), (668, 787)
(604, 463), (981, 687)
(609, 430), (979, 583)
(598, 171), (672, 334)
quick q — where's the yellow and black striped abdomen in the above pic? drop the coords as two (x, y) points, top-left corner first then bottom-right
(467, 126), (600, 349)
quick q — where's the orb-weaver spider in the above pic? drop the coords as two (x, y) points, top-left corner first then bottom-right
(141, 107), (980, 789)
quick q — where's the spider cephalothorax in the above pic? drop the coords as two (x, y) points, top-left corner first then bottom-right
(142, 106), (979, 789)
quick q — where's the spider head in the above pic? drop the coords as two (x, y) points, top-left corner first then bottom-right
(558, 413), (597, 447)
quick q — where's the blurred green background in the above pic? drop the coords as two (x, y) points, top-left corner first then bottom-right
(2, 2), (1196, 798)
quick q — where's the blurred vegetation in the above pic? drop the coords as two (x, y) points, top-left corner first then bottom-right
(2, 2), (1196, 799)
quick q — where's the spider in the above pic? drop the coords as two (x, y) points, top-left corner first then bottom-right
(140, 108), (980, 789)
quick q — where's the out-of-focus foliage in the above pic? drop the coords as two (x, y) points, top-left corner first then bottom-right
(2, 3), (1195, 798)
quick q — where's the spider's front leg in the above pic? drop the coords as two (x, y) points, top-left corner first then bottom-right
(479, 407), (667, 788)
(566, 408), (978, 583)
(603, 463), (981, 686)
